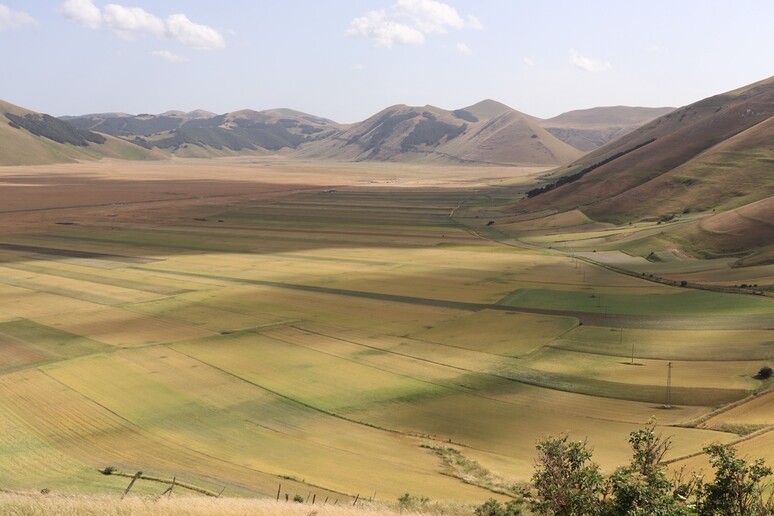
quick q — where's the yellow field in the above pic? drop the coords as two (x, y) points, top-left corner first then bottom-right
(0, 159), (770, 506)
(409, 310), (578, 356)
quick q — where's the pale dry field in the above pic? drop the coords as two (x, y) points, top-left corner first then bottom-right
(0, 158), (770, 507)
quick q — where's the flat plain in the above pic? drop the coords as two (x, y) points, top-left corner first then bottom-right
(0, 158), (770, 504)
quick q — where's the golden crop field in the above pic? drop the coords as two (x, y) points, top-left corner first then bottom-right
(0, 159), (770, 507)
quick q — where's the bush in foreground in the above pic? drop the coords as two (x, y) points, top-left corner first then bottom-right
(517, 420), (774, 516)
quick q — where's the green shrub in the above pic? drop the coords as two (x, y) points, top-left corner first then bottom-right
(474, 498), (522, 515)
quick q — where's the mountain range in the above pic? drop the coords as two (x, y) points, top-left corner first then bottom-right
(1, 100), (669, 167)
(2, 77), (772, 265)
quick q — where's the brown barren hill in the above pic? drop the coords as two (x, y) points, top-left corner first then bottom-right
(515, 75), (774, 223)
(296, 102), (582, 165)
(439, 110), (583, 165)
(539, 105), (675, 151)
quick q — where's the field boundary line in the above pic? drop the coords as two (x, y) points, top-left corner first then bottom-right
(663, 425), (774, 466)
(677, 384), (774, 429)
(148, 267), (743, 329)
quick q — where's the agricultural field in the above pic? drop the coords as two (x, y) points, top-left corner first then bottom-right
(0, 158), (770, 505)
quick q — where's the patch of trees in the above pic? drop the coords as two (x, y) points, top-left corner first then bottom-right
(182, 114), (228, 129)
(526, 138), (657, 198)
(475, 420), (773, 516)
(299, 124), (324, 134)
(153, 121), (307, 151)
(65, 115), (185, 136)
(358, 111), (420, 152)
(453, 109), (479, 122)
(400, 118), (467, 151)
(7, 112), (105, 146)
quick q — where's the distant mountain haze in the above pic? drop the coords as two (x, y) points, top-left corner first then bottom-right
(45, 100), (673, 165)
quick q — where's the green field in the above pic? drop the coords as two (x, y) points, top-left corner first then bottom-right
(0, 159), (770, 505)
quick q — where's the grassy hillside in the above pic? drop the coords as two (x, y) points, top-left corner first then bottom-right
(0, 100), (162, 165)
(511, 75), (774, 261)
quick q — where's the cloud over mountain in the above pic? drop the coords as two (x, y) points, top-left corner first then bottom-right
(347, 0), (479, 48)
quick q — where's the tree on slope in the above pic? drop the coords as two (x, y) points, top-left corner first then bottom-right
(605, 419), (695, 515)
(531, 436), (605, 515)
(698, 443), (773, 516)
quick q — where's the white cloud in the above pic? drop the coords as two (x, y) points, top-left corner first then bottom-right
(347, 9), (424, 48)
(0, 4), (37, 31)
(62, 0), (101, 29)
(150, 49), (190, 63)
(348, 0), (479, 48)
(466, 15), (483, 30)
(396, 0), (463, 33)
(166, 13), (225, 50)
(104, 4), (164, 37)
(523, 56), (535, 67)
(570, 49), (611, 72)
(61, 1), (225, 50)
(352, 63), (364, 71)
(455, 42), (471, 55)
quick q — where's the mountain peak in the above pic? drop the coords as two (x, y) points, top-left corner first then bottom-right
(462, 99), (515, 120)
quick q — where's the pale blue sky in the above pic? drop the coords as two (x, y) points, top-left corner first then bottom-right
(1, 1), (772, 122)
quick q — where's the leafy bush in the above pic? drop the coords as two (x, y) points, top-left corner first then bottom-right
(531, 436), (604, 515)
(397, 492), (429, 509)
(698, 443), (773, 515)
(475, 498), (522, 515)
(606, 420), (694, 515)
(527, 423), (772, 515)
(756, 366), (773, 380)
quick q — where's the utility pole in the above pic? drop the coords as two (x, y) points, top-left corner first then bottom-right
(667, 361), (673, 407)
(625, 328), (635, 365)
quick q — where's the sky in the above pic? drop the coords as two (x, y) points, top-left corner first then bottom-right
(1, 0), (773, 123)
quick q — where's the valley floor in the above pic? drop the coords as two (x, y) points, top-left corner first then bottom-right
(0, 158), (770, 505)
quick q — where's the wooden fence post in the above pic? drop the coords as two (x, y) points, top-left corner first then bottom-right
(121, 471), (142, 500)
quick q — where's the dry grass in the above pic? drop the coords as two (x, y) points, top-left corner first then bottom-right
(0, 492), (473, 516)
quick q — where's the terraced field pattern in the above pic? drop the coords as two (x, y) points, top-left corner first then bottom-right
(0, 159), (771, 502)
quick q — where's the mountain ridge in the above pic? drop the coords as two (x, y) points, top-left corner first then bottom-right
(512, 74), (774, 263)
(3, 97), (684, 167)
